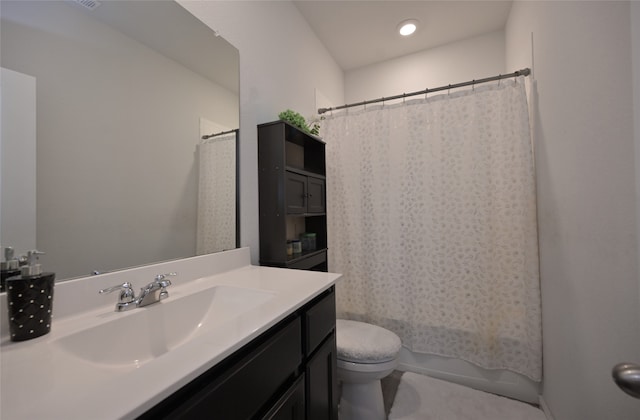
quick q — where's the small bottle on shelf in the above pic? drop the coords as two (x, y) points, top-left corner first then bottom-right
(292, 240), (302, 255)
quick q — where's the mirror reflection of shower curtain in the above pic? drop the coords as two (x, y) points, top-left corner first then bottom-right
(196, 132), (236, 255)
(323, 77), (541, 382)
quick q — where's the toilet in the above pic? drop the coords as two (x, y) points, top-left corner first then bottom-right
(336, 319), (402, 420)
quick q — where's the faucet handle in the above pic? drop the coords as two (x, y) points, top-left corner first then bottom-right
(154, 272), (176, 287)
(99, 282), (136, 303)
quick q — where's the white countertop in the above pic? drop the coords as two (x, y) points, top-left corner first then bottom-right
(0, 248), (340, 419)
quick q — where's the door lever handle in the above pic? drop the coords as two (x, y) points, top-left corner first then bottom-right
(612, 362), (640, 399)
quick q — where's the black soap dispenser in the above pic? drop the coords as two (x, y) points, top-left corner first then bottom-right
(1, 247), (21, 293)
(5, 250), (55, 341)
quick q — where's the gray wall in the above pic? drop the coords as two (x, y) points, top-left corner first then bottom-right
(0, 68), (36, 254)
(507, 2), (640, 419)
(345, 30), (505, 103)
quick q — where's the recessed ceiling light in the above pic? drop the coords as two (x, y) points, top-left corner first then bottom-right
(398, 19), (418, 36)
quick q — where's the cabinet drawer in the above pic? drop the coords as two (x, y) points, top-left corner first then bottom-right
(304, 289), (336, 357)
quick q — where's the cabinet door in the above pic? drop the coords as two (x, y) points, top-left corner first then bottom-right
(286, 172), (308, 214)
(306, 177), (325, 214)
(263, 376), (305, 420)
(306, 333), (338, 420)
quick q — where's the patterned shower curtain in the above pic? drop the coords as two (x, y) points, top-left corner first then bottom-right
(196, 131), (236, 255)
(322, 77), (541, 381)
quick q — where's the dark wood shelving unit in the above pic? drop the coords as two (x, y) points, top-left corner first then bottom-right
(258, 120), (328, 271)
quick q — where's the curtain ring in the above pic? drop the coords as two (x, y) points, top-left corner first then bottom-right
(498, 75), (502, 86)
(403, 93), (406, 104)
(425, 88), (428, 100)
(472, 80), (475, 91)
(448, 84), (451, 95)
(382, 97), (385, 107)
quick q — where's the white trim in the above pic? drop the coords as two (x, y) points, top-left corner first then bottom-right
(538, 396), (555, 420)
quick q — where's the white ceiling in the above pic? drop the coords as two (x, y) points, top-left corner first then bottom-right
(293, 0), (513, 71)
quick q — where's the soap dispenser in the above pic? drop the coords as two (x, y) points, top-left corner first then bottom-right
(1, 247), (21, 292)
(5, 250), (55, 341)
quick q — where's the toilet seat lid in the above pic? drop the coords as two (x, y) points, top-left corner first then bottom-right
(336, 319), (402, 364)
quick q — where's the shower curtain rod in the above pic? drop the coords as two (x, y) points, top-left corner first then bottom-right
(317, 68), (531, 115)
(201, 128), (238, 140)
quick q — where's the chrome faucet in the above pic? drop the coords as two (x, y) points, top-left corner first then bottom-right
(138, 273), (175, 307)
(99, 273), (176, 312)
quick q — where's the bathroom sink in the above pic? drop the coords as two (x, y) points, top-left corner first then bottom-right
(54, 285), (275, 368)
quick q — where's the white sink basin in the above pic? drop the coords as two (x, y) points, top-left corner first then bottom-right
(54, 285), (275, 368)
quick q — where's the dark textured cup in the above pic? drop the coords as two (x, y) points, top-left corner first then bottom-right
(1, 268), (21, 293)
(6, 273), (55, 341)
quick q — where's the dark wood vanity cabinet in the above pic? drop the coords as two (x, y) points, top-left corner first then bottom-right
(258, 121), (328, 271)
(138, 286), (337, 420)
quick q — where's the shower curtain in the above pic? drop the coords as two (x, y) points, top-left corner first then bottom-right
(196, 131), (236, 255)
(323, 77), (541, 381)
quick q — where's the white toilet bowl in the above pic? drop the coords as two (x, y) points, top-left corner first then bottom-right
(336, 319), (402, 420)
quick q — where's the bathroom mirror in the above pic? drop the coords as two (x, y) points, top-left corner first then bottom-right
(0, 0), (239, 281)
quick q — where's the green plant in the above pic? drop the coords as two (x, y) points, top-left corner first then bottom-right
(279, 109), (311, 133)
